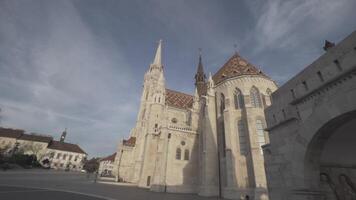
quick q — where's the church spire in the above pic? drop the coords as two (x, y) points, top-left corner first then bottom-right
(152, 40), (162, 67)
(60, 128), (67, 143)
(195, 49), (206, 96)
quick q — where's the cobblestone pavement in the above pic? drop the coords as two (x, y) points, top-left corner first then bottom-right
(0, 169), (221, 200)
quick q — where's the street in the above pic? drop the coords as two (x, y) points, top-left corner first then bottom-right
(0, 169), (219, 200)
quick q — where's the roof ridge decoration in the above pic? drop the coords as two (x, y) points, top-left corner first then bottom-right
(212, 53), (269, 85)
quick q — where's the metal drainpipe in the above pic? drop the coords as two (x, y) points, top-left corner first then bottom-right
(164, 133), (171, 192)
(214, 92), (222, 199)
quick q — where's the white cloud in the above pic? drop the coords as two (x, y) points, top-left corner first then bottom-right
(0, 1), (137, 156)
(247, 0), (355, 51)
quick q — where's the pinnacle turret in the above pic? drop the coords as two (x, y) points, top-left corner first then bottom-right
(194, 50), (207, 97)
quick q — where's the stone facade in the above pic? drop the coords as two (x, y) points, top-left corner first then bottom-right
(114, 41), (277, 200)
(264, 31), (356, 200)
(98, 153), (116, 176)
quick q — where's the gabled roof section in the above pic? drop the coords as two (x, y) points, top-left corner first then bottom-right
(0, 127), (24, 139)
(100, 153), (116, 162)
(165, 89), (193, 109)
(18, 133), (53, 143)
(48, 140), (87, 154)
(213, 53), (269, 85)
(123, 137), (136, 147)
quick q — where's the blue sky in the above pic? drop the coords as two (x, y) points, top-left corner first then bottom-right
(1, 0), (355, 157)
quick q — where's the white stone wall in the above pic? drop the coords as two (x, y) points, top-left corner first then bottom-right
(48, 149), (86, 171)
(212, 75), (277, 199)
(264, 31), (356, 200)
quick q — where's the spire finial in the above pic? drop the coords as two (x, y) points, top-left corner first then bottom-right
(153, 39), (162, 66)
(233, 44), (238, 54)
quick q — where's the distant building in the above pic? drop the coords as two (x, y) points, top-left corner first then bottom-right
(0, 127), (87, 171)
(264, 31), (356, 200)
(98, 153), (116, 177)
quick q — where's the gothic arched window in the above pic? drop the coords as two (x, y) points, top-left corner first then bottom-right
(184, 149), (189, 160)
(250, 87), (262, 108)
(234, 88), (245, 109)
(256, 119), (266, 154)
(238, 120), (247, 155)
(176, 148), (181, 160)
(220, 93), (225, 115)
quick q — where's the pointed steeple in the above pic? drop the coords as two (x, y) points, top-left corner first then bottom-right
(60, 128), (67, 142)
(195, 49), (207, 97)
(152, 40), (162, 66)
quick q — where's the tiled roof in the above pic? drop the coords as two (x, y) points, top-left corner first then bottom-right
(18, 134), (53, 143)
(213, 53), (269, 85)
(123, 137), (136, 147)
(48, 141), (87, 154)
(100, 153), (116, 162)
(165, 89), (193, 109)
(0, 127), (24, 139)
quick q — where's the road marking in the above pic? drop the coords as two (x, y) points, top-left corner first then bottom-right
(0, 184), (118, 200)
(0, 190), (47, 193)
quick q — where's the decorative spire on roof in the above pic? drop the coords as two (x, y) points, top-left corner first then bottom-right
(323, 40), (335, 51)
(60, 128), (67, 143)
(207, 72), (215, 95)
(153, 39), (162, 66)
(195, 48), (207, 97)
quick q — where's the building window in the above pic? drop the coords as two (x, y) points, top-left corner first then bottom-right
(250, 87), (262, 108)
(60, 163), (64, 167)
(220, 93), (225, 115)
(184, 149), (189, 160)
(73, 165), (76, 169)
(317, 71), (324, 82)
(176, 148), (181, 160)
(147, 176), (151, 186)
(334, 59), (342, 71)
(256, 119), (266, 154)
(302, 81), (308, 91)
(234, 88), (244, 109)
(56, 153), (61, 159)
(69, 155), (73, 160)
(238, 120), (247, 155)
(221, 121), (226, 157)
(291, 89), (296, 99)
(63, 154), (67, 160)
(74, 156), (78, 161)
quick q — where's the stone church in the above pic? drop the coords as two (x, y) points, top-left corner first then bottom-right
(114, 40), (277, 200)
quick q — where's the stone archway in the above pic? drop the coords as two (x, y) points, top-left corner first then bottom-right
(304, 110), (356, 200)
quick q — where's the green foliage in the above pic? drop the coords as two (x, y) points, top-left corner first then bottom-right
(83, 157), (100, 173)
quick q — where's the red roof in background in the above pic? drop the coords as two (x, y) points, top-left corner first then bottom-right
(100, 152), (116, 162)
(165, 89), (193, 109)
(123, 137), (136, 147)
(213, 53), (269, 85)
(0, 127), (24, 139)
(18, 134), (53, 143)
(47, 141), (87, 154)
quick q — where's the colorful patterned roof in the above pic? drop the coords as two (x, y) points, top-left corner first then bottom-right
(123, 137), (136, 147)
(165, 89), (193, 109)
(213, 53), (269, 84)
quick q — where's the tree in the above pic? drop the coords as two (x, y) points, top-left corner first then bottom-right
(83, 157), (100, 173)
